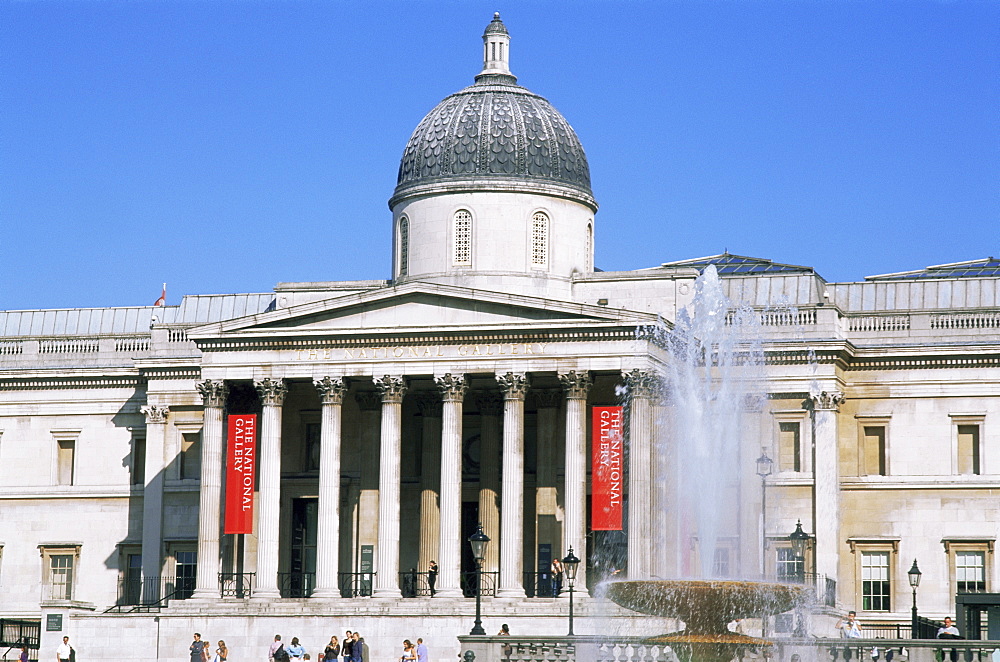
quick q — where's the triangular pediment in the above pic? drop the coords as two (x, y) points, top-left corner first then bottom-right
(187, 282), (659, 340)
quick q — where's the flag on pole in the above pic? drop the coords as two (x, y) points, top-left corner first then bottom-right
(154, 283), (166, 307)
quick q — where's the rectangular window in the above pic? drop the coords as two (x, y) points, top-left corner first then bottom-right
(174, 550), (197, 599)
(50, 554), (74, 600)
(776, 547), (804, 582)
(180, 432), (201, 480)
(778, 422), (801, 472)
(304, 422), (321, 472)
(57, 439), (75, 485)
(861, 551), (890, 611)
(957, 551), (986, 593)
(713, 548), (730, 578)
(958, 425), (981, 475)
(132, 435), (146, 485)
(863, 426), (886, 476)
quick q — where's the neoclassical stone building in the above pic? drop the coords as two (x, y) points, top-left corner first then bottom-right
(1, 13), (998, 661)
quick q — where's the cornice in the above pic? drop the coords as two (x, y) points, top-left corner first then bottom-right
(0, 375), (144, 391)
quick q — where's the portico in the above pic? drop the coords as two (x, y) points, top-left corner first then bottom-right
(173, 282), (665, 601)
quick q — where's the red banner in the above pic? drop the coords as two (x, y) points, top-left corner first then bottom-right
(225, 415), (257, 534)
(592, 406), (624, 530)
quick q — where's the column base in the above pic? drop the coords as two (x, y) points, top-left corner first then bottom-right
(496, 588), (526, 598)
(309, 588), (341, 599)
(191, 587), (219, 600)
(433, 587), (464, 598)
(252, 588), (281, 599)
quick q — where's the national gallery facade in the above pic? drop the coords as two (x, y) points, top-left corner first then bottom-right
(2, 13), (999, 662)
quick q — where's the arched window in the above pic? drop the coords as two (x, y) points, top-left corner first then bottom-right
(586, 221), (593, 271)
(454, 210), (472, 266)
(398, 216), (409, 277)
(531, 211), (549, 267)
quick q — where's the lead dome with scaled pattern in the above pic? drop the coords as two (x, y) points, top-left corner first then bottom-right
(390, 14), (596, 211)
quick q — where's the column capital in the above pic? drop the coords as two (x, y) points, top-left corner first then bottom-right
(140, 404), (169, 424)
(435, 373), (468, 403)
(559, 370), (592, 400)
(413, 392), (443, 417)
(623, 368), (661, 400)
(376, 375), (408, 404)
(196, 379), (228, 408)
(532, 388), (562, 409)
(496, 372), (528, 401)
(476, 391), (504, 416)
(811, 390), (845, 411)
(255, 377), (288, 407)
(314, 376), (348, 405)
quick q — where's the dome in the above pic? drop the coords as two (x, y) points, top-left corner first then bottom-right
(390, 14), (596, 211)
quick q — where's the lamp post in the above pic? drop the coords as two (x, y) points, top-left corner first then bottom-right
(562, 547), (581, 636)
(756, 451), (774, 577)
(468, 524), (490, 635)
(789, 520), (809, 583)
(908, 559), (922, 639)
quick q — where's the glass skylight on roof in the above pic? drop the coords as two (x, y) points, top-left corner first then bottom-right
(866, 258), (1000, 280)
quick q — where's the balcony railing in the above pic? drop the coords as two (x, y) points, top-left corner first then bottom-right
(107, 576), (195, 611)
(278, 571), (316, 598)
(219, 572), (255, 598)
(338, 572), (375, 598)
(523, 571), (560, 598)
(460, 570), (498, 598)
(399, 571), (433, 597)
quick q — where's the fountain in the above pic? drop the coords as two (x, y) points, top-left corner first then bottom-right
(605, 265), (810, 662)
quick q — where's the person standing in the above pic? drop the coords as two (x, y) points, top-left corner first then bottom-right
(551, 557), (564, 596)
(427, 561), (438, 596)
(214, 640), (228, 662)
(19, 645), (28, 662)
(190, 633), (208, 662)
(269, 635), (285, 662)
(56, 636), (73, 662)
(287, 637), (306, 662)
(415, 638), (428, 662)
(400, 640), (417, 662)
(837, 611), (862, 638)
(323, 636), (340, 662)
(341, 632), (353, 662)
(351, 632), (363, 662)
(937, 617), (962, 662)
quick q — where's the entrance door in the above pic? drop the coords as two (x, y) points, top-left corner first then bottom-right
(289, 498), (318, 597)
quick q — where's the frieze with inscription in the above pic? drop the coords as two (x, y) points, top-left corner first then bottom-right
(292, 342), (547, 361)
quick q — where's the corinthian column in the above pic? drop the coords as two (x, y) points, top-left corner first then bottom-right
(435, 373), (467, 598)
(624, 369), (657, 579)
(496, 372), (527, 598)
(193, 380), (227, 599)
(253, 377), (287, 598)
(559, 370), (592, 593)
(312, 376), (347, 598)
(812, 390), (845, 581)
(414, 393), (443, 587)
(140, 404), (169, 602)
(476, 391), (503, 575)
(373, 375), (407, 597)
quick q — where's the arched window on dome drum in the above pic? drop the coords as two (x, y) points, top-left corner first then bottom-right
(454, 210), (473, 266)
(531, 212), (549, 268)
(398, 216), (409, 277)
(587, 221), (593, 272)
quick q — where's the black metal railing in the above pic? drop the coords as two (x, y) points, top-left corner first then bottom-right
(854, 617), (943, 640)
(399, 571), (433, 597)
(278, 572), (316, 598)
(461, 570), (498, 598)
(106, 576), (194, 612)
(338, 572), (375, 598)
(523, 571), (560, 598)
(772, 572), (837, 608)
(219, 572), (255, 598)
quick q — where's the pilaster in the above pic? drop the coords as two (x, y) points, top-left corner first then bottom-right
(812, 390), (845, 581)
(139, 404), (168, 603)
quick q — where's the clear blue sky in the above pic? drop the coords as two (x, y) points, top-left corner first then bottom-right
(2, 1), (997, 310)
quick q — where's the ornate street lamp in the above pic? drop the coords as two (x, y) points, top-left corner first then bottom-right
(908, 559), (922, 639)
(468, 524), (490, 635)
(562, 547), (581, 636)
(756, 451), (774, 576)
(789, 519), (810, 582)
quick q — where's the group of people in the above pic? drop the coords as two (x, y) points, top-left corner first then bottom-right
(189, 633), (228, 662)
(267, 630), (406, 662)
